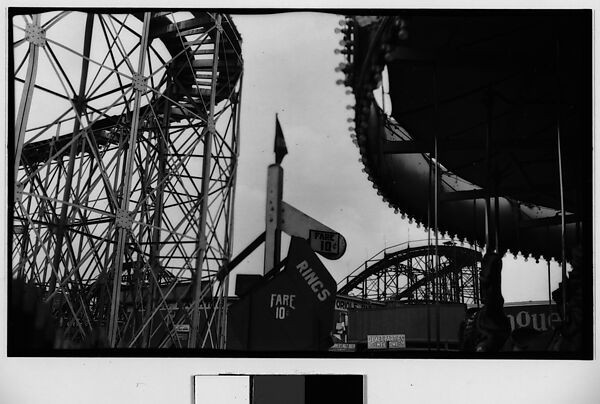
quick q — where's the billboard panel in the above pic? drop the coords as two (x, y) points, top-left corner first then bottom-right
(503, 302), (560, 332)
(347, 303), (466, 344)
(332, 296), (381, 343)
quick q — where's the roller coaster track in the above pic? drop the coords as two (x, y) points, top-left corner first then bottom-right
(338, 242), (482, 304)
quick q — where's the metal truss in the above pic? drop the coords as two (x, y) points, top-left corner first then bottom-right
(338, 242), (482, 305)
(11, 11), (243, 348)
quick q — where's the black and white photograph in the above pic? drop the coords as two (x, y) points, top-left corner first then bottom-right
(2, 3), (599, 403)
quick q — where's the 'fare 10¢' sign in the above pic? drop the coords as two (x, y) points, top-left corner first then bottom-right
(309, 230), (347, 260)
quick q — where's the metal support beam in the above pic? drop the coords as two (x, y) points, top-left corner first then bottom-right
(142, 65), (173, 348)
(218, 81), (243, 349)
(14, 14), (41, 186)
(12, 11), (244, 350)
(555, 36), (568, 324)
(48, 14), (94, 297)
(432, 65), (441, 350)
(189, 14), (223, 349)
(108, 12), (152, 347)
(484, 85), (495, 252)
(14, 15), (44, 277)
(557, 112), (568, 323)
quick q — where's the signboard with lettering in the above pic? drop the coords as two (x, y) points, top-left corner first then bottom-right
(349, 304), (466, 344)
(309, 230), (340, 254)
(329, 343), (357, 352)
(228, 237), (337, 351)
(309, 230), (347, 260)
(280, 201), (347, 260)
(333, 296), (381, 343)
(175, 324), (190, 333)
(503, 303), (560, 332)
(388, 338), (406, 349)
(368, 340), (387, 349)
(367, 334), (406, 349)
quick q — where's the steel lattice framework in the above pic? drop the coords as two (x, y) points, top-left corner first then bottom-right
(11, 11), (243, 348)
(338, 243), (482, 305)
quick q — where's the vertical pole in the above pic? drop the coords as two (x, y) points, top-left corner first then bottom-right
(484, 200), (490, 249)
(142, 65), (173, 348)
(434, 132), (440, 350)
(494, 194), (500, 253)
(189, 14), (223, 348)
(264, 164), (283, 275)
(433, 64), (441, 350)
(425, 65), (434, 350)
(218, 78), (244, 349)
(492, 85), (500, 253)
(426, 260), (431, 350)
(557, 121), (568, 323)
(484, 85), (494, 253)
(547, 259), (552, 306)
(376, 273), (380, 301)
(554, 35), (568, 324)
(427, 145), (432, 301)
(399, 262), (403, 299)
(48, 14), (94, 296)
(14, 14), (41, 185)
(362, 262), (367, 300)
(17, 195), (35, 278)
(108, 12), (152, 347)
(492, 95), (500, 252)
(474, 261), (480, 307)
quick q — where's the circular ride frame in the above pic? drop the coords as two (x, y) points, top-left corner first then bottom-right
(11, 11), (243, 349)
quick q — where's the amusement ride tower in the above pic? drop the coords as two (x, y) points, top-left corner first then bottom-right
(11, 11), (243, 349)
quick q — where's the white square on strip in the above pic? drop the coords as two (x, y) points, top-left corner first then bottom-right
(194, 375), (250, 404)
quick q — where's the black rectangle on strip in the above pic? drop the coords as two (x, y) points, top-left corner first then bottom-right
(305, 375), (364, 404)
(251, 375), (364, 404)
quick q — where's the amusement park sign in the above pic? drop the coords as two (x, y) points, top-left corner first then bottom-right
(503, 302), (560, 332)
(228, 237), (337, 351)
(367, 334), (406, 349)
(309, 230), (345, 259)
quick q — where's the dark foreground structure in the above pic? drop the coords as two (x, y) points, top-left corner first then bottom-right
(338, 11), (592, 357)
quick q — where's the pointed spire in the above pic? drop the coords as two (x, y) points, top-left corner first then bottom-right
(274, 114), (288, 164)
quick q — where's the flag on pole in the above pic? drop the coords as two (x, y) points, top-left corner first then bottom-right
(274, 114), (288, 164)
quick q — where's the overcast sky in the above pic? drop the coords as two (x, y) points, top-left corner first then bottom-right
(228, 12), (564, 303)
(7, 10), (565, 303)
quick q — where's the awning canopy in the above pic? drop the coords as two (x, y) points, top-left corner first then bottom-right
(346, 11), (592, 260)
